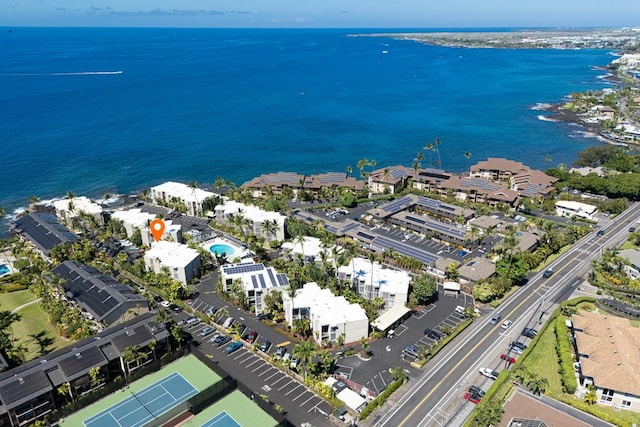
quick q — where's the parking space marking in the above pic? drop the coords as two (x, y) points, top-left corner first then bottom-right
(292, 390), (310, 401)
(265, 371), (281, 381)
(244, 357), (261, 368)
(300, 395), (318, 407)
(257, 367), (276, 377)
(252, 364), (266, 373)
(394, 324), (408, 336)
(270, 374), (288, 386)
(308, 401), (323, 413)
(442, 319), (458, 328)
(278, 379), (294, 391)
(285, 384), (301, 396)
(232, 351), (248, 361)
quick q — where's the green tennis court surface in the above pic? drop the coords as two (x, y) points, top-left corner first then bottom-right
(83, 372), (196, 427)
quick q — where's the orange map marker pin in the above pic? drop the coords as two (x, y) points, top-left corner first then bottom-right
(150, 219), (165, 242)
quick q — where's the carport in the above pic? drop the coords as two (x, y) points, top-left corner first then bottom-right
(443, 281), (460, 296)
(337, 388), (367, 413)
(371, 305), (412, 334)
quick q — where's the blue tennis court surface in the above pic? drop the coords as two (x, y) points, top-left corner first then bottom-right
(201, 411), (241, 427)
(84, 372), (197, 427)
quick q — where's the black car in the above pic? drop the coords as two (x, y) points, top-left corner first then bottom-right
(169, 304), (182, 313)
(512, 341), (528, 350)
(259, 340), (271, 352)
(213, 335), (230, 346)
(542, 269), (554, 278)
(153, 295), (163, 303)
(522, 328), (538, 339)
(468, 385), (486, 397)
(424, 328), (443, 340)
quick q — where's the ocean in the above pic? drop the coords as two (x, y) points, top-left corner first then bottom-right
(0, 27), (614, 215)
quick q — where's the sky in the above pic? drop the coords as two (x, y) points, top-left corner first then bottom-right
(1, 0), (638, 28)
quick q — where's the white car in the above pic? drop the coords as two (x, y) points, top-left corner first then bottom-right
(160, 300), (171, 308)
(501, 320), (513, 329)
(479, 367), (499, 380)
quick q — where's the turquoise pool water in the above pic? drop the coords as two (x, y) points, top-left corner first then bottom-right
(0, 264), (10, 276)
(210, 244), (235, 257)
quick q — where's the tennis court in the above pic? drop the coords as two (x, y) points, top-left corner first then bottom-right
(83, 372), (197, 427)
(200, 411), (242, 427)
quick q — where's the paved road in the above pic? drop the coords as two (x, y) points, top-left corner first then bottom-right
(367, 203), (640, 427)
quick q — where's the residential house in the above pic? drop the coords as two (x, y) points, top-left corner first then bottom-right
(368, 166), (410, 195)
(555, 200), (597, 221)
(337, 257), (410, 309)
(242, 172), (305, 196)
(143, 241), (201, 286)
(51, 260), (149, 326)
(282, 282), (368, 345)
(14, 213), (79, 257)
(214, 201), (286, 243)
(220, 261), (289, 315)
(150, 181), (218, 217)
(437, 176), (519, 208)
(571, 310), (640, 413)
(0, 312), (168, 427)
(52, 197), (104, 225)
(616, 249), (640, 280)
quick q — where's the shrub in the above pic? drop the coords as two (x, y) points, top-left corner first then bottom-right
(359, 377), (404, 420)
(554, 316), (577, 394)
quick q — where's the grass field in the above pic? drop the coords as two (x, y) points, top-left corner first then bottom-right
(11, 301), (71, 360)
(521, 307), (640, 427)
(0, 289), (37, 312)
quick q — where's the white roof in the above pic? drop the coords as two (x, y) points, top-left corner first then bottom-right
(371, 304), (412, 331)
(217, 200), (286, 225)
(555, 200), (597, 214)
(338, 257), (411, 295)
(291, 282), (367, 324)
(144, 240), (199, 268)
(443, 281), (461, 291)
(53, 196), (103, 215)
(337, 388), (366, 412)
(151, 181), (217, 203)
(112, 208), (156, 229)
(281, 236), (342, 259)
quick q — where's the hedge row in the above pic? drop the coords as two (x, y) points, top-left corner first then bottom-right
(358, 377), (404, 420)
(554, 316), (577, 394)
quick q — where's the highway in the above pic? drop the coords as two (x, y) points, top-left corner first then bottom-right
(368, 203), (640, 427)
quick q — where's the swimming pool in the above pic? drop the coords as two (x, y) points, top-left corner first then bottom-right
(209, 244), (235, 257)
(0, 264), (10, 277)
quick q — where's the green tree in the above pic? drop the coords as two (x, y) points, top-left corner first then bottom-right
(411, 274), (438, 304)
(88, 366), (104, 388)
(292, 339), (318, 378)
(359, 336), (369, 358)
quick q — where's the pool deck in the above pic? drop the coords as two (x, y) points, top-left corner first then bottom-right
(201, 238), (251, 261)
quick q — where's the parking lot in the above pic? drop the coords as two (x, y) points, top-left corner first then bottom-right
(334, 287), (476, 396)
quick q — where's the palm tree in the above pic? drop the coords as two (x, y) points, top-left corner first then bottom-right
(357, 158), (369, 178)
(262, 219), (278, 243)
(189, 181), (200, 216)
(88, 366), (105, 388)
(390, 367), (408, 383)
(464, 151), (472, 176)
(345, 165), (352, 176)
(544, 155), (552, 168)
(57, 381), (74, 403)
(141, 188), (150, 203)
(434, 137), (442, 168)
(66, 191), (74, 200)
(122, 345), (148, 376)
(293, 339), (318, 378)
(359, 336), (369, 358)
(424, 142), (434, 168)
(170, 323), (185, 351)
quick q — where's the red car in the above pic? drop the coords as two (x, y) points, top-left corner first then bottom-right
(246, 331), (258, 344)
(500, 353), (516, 364)
(464, 391), (482, 404)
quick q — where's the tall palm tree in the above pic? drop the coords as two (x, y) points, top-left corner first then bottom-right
(424, 142), (434, 168)
(293, 339), (318, 378)
(434, 137), (442, 168)
(464, 151), (472, 176)
(189, 181), (200, 216)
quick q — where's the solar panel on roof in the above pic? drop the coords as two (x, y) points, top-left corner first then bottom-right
(259, 274), (267, 288)
(251, 276), (258, 289)
(372, 236), (438, 265)
(342, 223), (358, 232)
(276, 273), (289, 286)
(357, 231), (375, 240)
(223, 263), (264, 275)
(406, 215), (426, 225)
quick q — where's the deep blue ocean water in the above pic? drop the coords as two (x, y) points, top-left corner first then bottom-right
(0, 27), (614, 214)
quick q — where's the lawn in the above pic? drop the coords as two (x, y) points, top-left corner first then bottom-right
(0, 289), (37, 312)
(521, 323), (563, 395)
(11, 301), (72, 360)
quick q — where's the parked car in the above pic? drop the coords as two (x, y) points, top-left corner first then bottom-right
(463, 391), (482, 404)
(522, 328), (538, 339)
(245, 330), (258, 344)
(424, 328), (443, 340)
(290, 358), (300, 369)
(512, 341), (528, 350)
(213, 335), (230, 346)
(403, 345), (418, 358)
(468, 385), (485, 397)
(199, 327), (215, 337)
(500, 354), (516, 364)
(208, 333), (222, 343)
(169, 304), (182, 313)
(160, 300), (171, 308)
(224, 341), (243, 354)
(275, 346), (287, 359)
(204, 305), (216, 316)
(479, 367), (499, 380)
(259, 340), (271, 352)
(501, 320), (513, 330)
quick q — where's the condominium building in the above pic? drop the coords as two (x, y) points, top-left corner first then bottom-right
(143, 241), (201, 286)
(150, 181), (218, 217)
